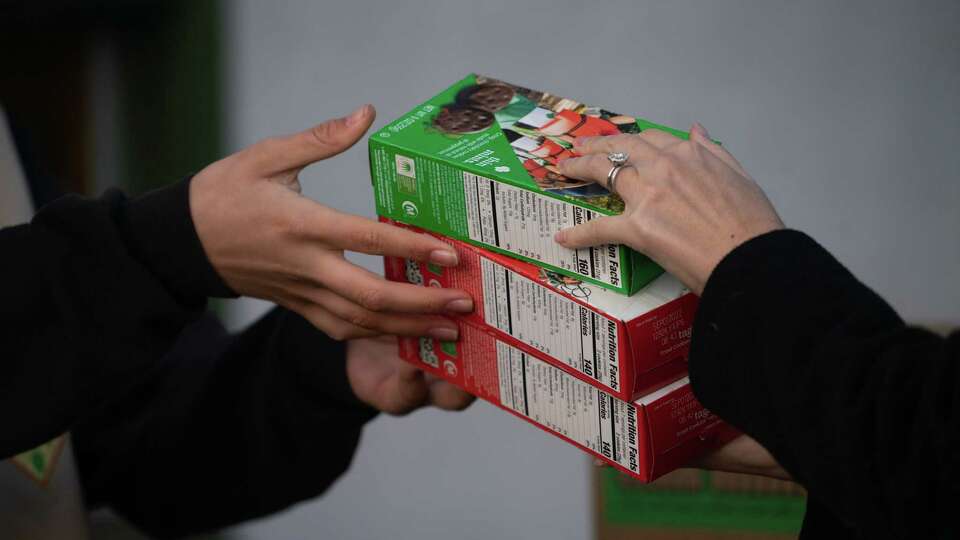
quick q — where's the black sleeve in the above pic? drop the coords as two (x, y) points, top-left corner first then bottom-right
(0, 179), (235, 458)
(72, 308), (378, 539)
(688, 230), (959, 540)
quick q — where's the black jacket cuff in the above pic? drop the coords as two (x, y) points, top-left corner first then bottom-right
(117, 177), (236, 304)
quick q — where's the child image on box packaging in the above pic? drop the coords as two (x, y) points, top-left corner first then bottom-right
(429, 75), (640, 213)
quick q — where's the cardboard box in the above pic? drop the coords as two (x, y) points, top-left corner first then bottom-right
(595, 468), (806, 540)
(383, 218), (697, 401)
(370, 74), (694, 294)
(399, 319), (736, 483)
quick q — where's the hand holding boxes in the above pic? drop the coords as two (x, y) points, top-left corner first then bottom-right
(372, 74), (734, 483)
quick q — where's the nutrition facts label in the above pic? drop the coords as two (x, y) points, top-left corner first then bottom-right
(495, 342), (640, 473)
(462, 172), (623, 288)
(480, 258), (622, 391)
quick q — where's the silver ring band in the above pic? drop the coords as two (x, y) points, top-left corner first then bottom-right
(606, 164), (625, 195)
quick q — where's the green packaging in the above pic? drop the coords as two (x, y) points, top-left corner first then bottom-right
(370, 74), (690, 294)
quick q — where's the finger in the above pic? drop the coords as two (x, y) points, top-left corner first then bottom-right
(381, 362), (430, 415)
(293, 301), (379, 341)
(558, 154), (642, 194)
(427, 379), (476, 411)
(320, 258), (475, 315)
(689, 122), (750, 177)
(637, 128), (684, 149)
(572, 134), (659, 162)
(306, 288), (461, 340)
(321, 210), (460, 267)
(248, 104), (376, 175)
(554, 215), (630, 250)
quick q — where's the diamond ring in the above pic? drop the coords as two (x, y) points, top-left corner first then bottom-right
(606, 152), (630, 194)
(607, 152), (629, 167)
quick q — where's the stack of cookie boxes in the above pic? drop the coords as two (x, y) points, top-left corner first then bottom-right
(371, 74), (736, 483)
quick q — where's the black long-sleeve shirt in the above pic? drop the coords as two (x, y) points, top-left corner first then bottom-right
(1, 179), (233, 457)
(73, 308), (377, 537)
(1, 179), (376, 536)
(690, 230), (959, 539)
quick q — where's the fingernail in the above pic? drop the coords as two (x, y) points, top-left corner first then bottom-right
(692, 122), (710, 139)
(554, 229), (568, 244)
(430, 249), (459, 267)
(429, 326), (459, 341)
(445, 298), (474, 313)
(345, 104), (370, 127)
(574, 136), (593, 148)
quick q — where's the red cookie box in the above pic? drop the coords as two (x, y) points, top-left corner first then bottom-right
(382, 217), (698, 401)
(399, 319), (738, 483)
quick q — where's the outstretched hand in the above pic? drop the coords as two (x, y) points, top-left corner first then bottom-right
(554, 124), (784, 295)
(346, 335), (475, 415)
(190, 105), (473, 340)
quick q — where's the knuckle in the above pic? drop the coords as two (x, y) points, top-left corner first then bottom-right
(323, 322), (352, 341)
(281, 213), (306, 238)
(353, 228), (385, 254)
(309, 120), (345, 148)
(356, 286), (387, 312)
(651, 153), (678, 178)
(610, 134), (633, 149)
(635, 181), (666, 211)
(425, 294), (450, 313)
(680, 140), (701, 158)
(346, 308), (377, 329)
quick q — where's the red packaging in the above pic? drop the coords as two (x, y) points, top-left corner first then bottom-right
(382, 218), (697, 401)
(399, 320), (737, 483)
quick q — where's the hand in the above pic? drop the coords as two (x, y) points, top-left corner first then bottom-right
(691, 434), (792, 481)
(554, 124), (784, 295)
(190, 105), (474, 340)
(345, 335), (475, 415)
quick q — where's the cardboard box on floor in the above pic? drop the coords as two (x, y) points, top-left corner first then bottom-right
(595, 467), (806, 539)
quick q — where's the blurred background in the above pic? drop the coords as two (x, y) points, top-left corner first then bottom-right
(2, 0), (958, 539)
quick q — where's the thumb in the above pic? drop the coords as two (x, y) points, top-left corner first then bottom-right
(554, 215), (627, 250)
(251, 104), (377, 175)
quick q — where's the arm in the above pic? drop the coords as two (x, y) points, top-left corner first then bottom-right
(553, 123), (958, 537)
(72, 309), (473, 538)
(690, 230), (958, 538)
(3, 105), (474, 458)
(72, 308), (371, 537)
(0, 179), (232, 457)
